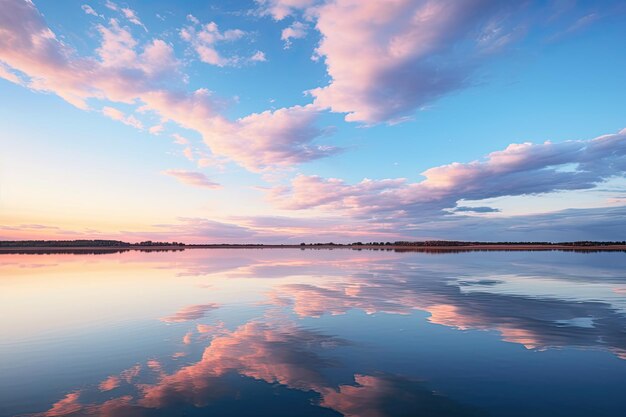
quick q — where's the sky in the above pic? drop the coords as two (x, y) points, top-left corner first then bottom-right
(0, 0), (625, 243)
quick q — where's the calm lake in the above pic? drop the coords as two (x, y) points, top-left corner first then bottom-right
(1, 249), (625, 417)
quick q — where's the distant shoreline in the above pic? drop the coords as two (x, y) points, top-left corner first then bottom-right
(2, 244), (625, 254)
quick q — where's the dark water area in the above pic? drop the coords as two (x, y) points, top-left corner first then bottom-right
(1, 249), (625, 417)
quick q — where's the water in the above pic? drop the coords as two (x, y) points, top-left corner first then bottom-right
(1, 249), (625, 417)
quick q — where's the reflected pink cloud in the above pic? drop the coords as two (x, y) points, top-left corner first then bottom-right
(138, 321), (339, 408)
(120, 365), (141, 383)
(31, 394), (131, 417)
(98, 376), (121, 392)
(266, 257), (626, 359)
(42, 392), (82, 417)
(612, 349), (626, 360)
(31, 316), (474, 416)
(428, 305), (542, 349)
(269, 280), (420, 318)
(98, 365), (141, 392)
(196, 321), (227, 336)
(426, 304), (480, 330)
(497, 328), (542, 350)
(5, 249), (625, 359)
(146, 360), (164, 377)
(160, 303), (219, 323)
(319, 374), (477, 417)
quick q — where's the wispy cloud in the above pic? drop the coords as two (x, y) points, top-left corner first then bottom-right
(180, 16), (265, 67)
(102, 106), (143, 129)
(162, 170), (221, 189)
(121, 7), (147, 31)
(268, 128), (626, 223)
(81, 4), (103, 18)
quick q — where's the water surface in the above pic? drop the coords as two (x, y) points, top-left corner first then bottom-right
(1, 249), (625, 417)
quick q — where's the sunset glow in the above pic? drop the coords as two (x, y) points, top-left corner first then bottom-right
(1, 0), (625, 242)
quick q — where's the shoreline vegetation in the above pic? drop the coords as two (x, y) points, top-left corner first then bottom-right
(1, 239), (625, 254)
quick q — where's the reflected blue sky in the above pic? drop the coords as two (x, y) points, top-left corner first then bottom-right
(1, 249), (625, 416)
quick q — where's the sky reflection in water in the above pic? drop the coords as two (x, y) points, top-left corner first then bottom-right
(1, 249), (625, 417)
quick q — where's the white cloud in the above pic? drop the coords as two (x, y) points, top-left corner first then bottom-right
(250, 50), (267, 62)
(121, 7), (147, 31)
(281, 21), (307, 48)
(256, 0), (316, 20)
(180, 19), (247, 67)
(81, 4), (103, 18)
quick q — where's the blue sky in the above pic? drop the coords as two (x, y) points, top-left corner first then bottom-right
(1, 0), (625, 242)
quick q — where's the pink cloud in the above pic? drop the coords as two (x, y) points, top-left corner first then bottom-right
(162, 170), (221, 189)
(171, 133), (190, 145)
(230, 104), (337, 170)
(0, 0), (332, 171)
(148, 124), (164, 135)
(267, 128), (626, 220)
(307, 0), (514, 123)
(0, 1), (181, 108)
(0, 212), (403, 244)
(182, 147), (194, 161)
(120, 217), (259, 243)
(139, 91), (334, 172)
(148, 218), (257, 242)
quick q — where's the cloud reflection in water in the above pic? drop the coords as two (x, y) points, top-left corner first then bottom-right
(15, 249), (625, 417)
(30, 319), (477, 417)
